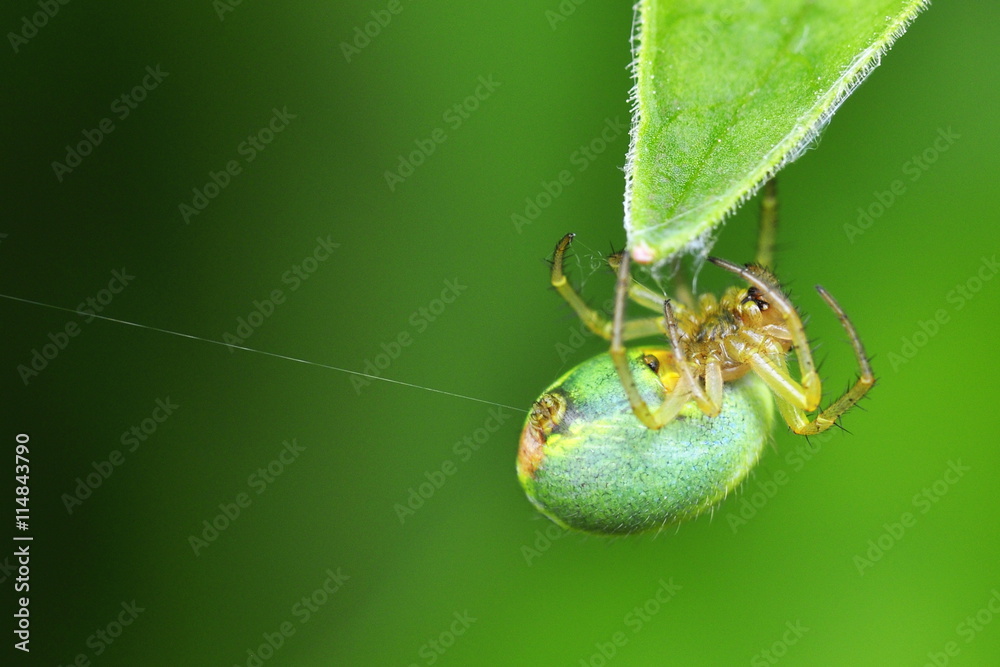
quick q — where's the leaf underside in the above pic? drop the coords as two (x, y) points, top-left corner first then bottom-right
(623, 0), (929, 267)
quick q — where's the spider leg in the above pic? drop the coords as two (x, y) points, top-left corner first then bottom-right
(787, 286), (875, 434)
(708, 257), (822, 410)
(610, 248), (664, 429)
(661, 300), (719, 418)
(627, 281), (669, 314)
(607, 251), (680, 314)
(745, 350), (816, 410)
(672, 261), (697, 310)
(551, 234), (663, 340)
(704, 357), (724, 412)
(651, 377), (695, 426)
(743, 288), (874, 434)
(756, 179), (778, 270)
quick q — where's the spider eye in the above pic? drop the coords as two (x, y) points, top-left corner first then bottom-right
(741, 286), (769, 311)
(642, 354), (660, 374)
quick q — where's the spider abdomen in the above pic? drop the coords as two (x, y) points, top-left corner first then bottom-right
(517, 347), (775, 535)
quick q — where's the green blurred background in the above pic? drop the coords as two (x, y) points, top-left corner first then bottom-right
(1, 2), (998, 665)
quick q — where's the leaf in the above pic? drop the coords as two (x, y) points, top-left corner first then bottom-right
(623, 0), (928, 266)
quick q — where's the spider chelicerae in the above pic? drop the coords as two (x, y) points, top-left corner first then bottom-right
(548, 180), (875, 435)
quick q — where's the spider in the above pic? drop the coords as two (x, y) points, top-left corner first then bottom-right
(549, 179), (875, 435)
(516, 181), (875, 534)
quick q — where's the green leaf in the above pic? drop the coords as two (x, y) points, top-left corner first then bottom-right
(623, 0), (928, 266)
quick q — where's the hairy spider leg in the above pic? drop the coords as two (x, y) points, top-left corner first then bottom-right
(707, 257), (823, 411)
(756, 179), (778, 270)
(774, 286), (875, 434)
(708, 258), (874, 433)
(551, 233), (663, 340)
(607, 251), (684, 313)
(609, 248), (677, 428)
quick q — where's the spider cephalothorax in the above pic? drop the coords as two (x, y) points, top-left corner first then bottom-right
(648, 266), (795, 390)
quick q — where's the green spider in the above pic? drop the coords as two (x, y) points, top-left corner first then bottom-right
(517, 181), (875, 535)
